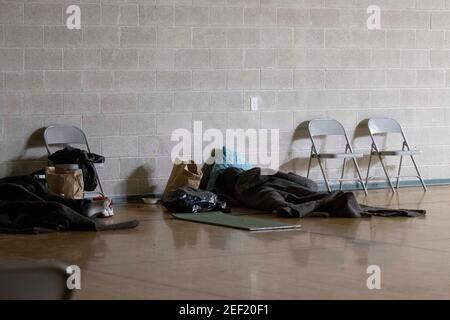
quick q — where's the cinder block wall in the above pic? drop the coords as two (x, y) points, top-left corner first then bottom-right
(1, 0), (449, 196)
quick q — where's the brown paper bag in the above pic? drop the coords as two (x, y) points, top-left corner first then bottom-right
(163, 160), (203, 195)
(46, 166), (84, 199)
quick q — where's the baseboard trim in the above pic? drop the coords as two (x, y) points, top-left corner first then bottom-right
(112, 194), (160, 204)
(111, 178), (450, 204)
(322, 177), (450, 192)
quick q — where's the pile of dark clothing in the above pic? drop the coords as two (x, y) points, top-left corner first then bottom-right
(48, 146), (104, 191)
(214, 167), (425, 218)
(0, 176), (138, 234)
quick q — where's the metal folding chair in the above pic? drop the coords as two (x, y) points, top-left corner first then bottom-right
(366, 117), (427, 193)
(43, 125), (105, 196)
(307, 119), (368, 195)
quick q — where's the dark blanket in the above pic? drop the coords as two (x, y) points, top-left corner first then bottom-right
(215, 167), (425, 218)
(0, 176), (139, 234)
(48, 146), (105, 191)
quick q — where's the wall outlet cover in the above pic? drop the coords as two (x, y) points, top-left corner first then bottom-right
(250, 97), (258, 111)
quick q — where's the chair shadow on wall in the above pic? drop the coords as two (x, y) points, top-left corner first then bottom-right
(126, 166), (157, 197)
(6, 128), (48, 176)
(279, 120), (311, 176)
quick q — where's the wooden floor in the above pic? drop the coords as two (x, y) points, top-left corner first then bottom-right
(1, 186), (450, 299)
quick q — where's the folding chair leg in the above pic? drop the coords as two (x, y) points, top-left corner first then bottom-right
(395, 155), (403, 190)
(365, 150), (373, 189)
(352, 158), (368, 196)
(410, 155), (427, 192)
(306, 155), (312, 179)
(377, 154), (396, 193)
(339, 158), (346, 191)
(317, 157), (332, 193)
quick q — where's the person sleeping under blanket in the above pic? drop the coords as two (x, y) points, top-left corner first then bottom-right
(214, 167), (425, 218)
(0, 176), (139, 234)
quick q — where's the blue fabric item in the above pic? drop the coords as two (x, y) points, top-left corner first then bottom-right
(206, 147), (252, 191)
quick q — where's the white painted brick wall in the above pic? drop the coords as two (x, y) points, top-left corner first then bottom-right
(0, 1), (449, 196)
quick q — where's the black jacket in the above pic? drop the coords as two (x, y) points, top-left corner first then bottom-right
(0, 176), (138, 234)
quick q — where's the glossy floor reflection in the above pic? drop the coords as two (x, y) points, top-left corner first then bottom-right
(1, 186), (449, 299)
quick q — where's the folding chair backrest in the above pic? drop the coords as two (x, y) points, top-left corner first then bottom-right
(368, 118), (402, 135)
(44, 125), (90, 155)
(308, 119), (347, 137)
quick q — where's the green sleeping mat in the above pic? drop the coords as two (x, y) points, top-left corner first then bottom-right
(171, 211), (301, 231)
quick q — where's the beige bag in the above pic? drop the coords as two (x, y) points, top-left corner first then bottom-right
(163, 160), (203, 195)
(46, 166), (84, 199)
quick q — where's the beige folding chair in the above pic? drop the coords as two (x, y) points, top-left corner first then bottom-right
(307, 119), (368, 195)
(366, 117), (427, 193)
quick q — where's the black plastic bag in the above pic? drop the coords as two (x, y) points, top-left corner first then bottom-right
(162, 187), (227, 214)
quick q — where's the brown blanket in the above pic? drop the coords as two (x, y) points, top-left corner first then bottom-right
(215, 167), (426, 218)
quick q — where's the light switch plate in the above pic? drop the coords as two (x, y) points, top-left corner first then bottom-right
(250, 97), (258, 111)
